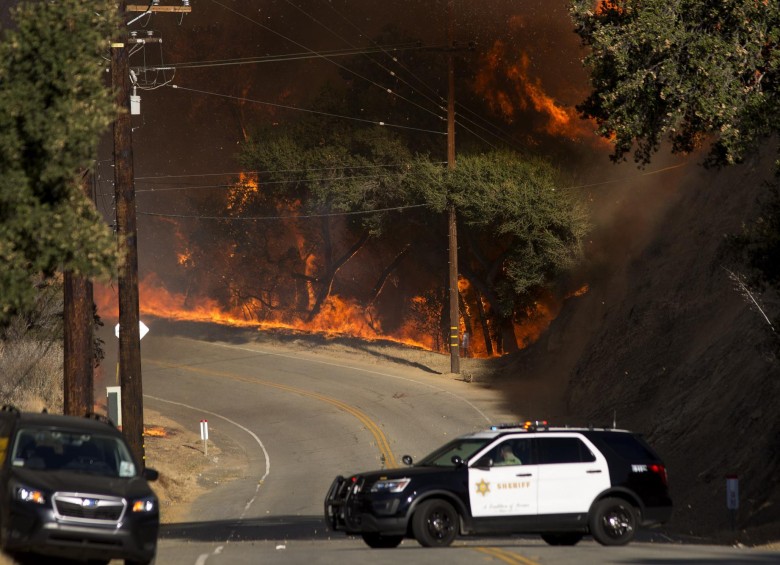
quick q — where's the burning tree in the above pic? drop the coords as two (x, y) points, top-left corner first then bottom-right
(177, 102), (588, 355)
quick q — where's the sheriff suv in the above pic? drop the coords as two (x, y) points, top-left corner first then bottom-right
(324, 421), (672, 548)
(0, 406), (159, 564)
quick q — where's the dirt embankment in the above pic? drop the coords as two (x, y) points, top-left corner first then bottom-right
(489, 150), (780, 546)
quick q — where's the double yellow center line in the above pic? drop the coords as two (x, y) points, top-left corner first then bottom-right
(475, 546), (541, 564)
(147, 358), (542, 564)
(146, 358), (397, 468)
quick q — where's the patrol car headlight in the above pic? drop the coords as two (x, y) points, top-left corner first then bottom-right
(370, 478), (411, 493)
(16, 486), (45, 505)
(131, 496), (157, 513)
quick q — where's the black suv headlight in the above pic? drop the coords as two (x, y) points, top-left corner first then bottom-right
(15, 486), (46, 505)
(370, 478), (411, 494)
(131, 496), (157, 513)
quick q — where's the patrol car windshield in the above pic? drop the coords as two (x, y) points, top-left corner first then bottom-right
(10, 427), (138, 478)
(416, 438), (492, 467)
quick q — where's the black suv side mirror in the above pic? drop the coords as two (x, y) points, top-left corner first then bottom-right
(143, 467), (159, 481)
(402, 455), (414, 466)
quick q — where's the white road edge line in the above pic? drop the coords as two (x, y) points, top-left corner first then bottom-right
(144, 395), (269, 564)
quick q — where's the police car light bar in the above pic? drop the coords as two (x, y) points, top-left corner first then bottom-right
(489, 420), (549, 431)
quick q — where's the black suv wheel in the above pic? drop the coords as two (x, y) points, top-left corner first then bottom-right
(589, 497), (637, 546)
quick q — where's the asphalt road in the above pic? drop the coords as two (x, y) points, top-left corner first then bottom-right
(127, 330), (778, 565)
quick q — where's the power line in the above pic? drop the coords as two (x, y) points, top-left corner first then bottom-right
(169, 84), (447, 135)
(133, 42), (435, 71)
(561, 163), (688, 190)
(138, 203), (429, 221)
(208, 0), (447, 124)
(134, 161), (446, 182)
(321, 0), (526, 153)
(132, 171), (428, 194)
(122, 161), (691, 211)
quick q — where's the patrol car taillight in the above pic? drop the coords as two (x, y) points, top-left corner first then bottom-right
(650, 464), (668, 486)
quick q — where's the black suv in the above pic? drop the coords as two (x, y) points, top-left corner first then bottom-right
(325, 422), (672, 548)
(0, 406), (159, 564)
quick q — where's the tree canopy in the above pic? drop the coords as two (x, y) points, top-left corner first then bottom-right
(570, 0), (780, 167)
(222, 107), (589, 353)
(0, 0), (121, 325)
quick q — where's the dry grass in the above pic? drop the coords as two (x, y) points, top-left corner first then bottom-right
(0, 339), (63, 413)
(142, 409), (223, 524)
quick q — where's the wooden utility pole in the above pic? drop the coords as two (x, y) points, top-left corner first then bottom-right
(447, 0), (460, 375)
(112, 11), (145, 466)
(112, 0), (192, 468)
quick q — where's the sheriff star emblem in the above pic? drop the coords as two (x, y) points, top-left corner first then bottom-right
(475, 479), (490, 496)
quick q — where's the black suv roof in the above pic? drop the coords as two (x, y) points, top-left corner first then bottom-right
(1, 408), (119, 434)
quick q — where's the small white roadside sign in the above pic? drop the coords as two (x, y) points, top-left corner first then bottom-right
(114, 320), (149, 340)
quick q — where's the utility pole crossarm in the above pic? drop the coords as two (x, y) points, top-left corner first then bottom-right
(127, 4), (192, 13)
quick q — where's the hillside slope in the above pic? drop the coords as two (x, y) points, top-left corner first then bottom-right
(492, 150), (780, 544)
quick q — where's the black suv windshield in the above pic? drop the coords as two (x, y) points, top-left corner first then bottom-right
(416, 437), (492, 467)
(10, 427), (138, 478)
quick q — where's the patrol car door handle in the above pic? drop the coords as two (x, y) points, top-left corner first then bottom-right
(515, 473), (533, 477)
(586, 469), (602, 474)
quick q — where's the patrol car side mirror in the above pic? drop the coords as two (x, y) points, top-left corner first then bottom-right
(473, 455), (493, 469)
(402, 455), (413, 466)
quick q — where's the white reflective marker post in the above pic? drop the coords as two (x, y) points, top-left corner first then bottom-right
(200, 419), (209, 457)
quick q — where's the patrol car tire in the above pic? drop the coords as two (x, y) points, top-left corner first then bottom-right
(589, 497), (637, 546)
(361, 532), (403, 548)
(540, 532), (583, 546)
(411, 499), (458, 547)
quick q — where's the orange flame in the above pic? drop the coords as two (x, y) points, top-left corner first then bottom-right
(595, 1), (624, 15)
(456, 279), (590, 358)
(95, 277), (589, 359)
(95, 274), (433, 350)
(474, 40), (602, 142)
(226, 172), (260, 212)
(143, 426), (167, 438)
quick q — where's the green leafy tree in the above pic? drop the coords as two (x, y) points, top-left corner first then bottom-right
(0, 0), (121, 325)
(570, 0), (780, 167)
(418, 151), (589, 353)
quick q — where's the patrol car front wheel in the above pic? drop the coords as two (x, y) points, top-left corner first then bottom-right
(589, 497), (637, 546)
(411, 499), (458, 547)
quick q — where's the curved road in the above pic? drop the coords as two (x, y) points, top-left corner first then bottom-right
(129, 331), (778, 565)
